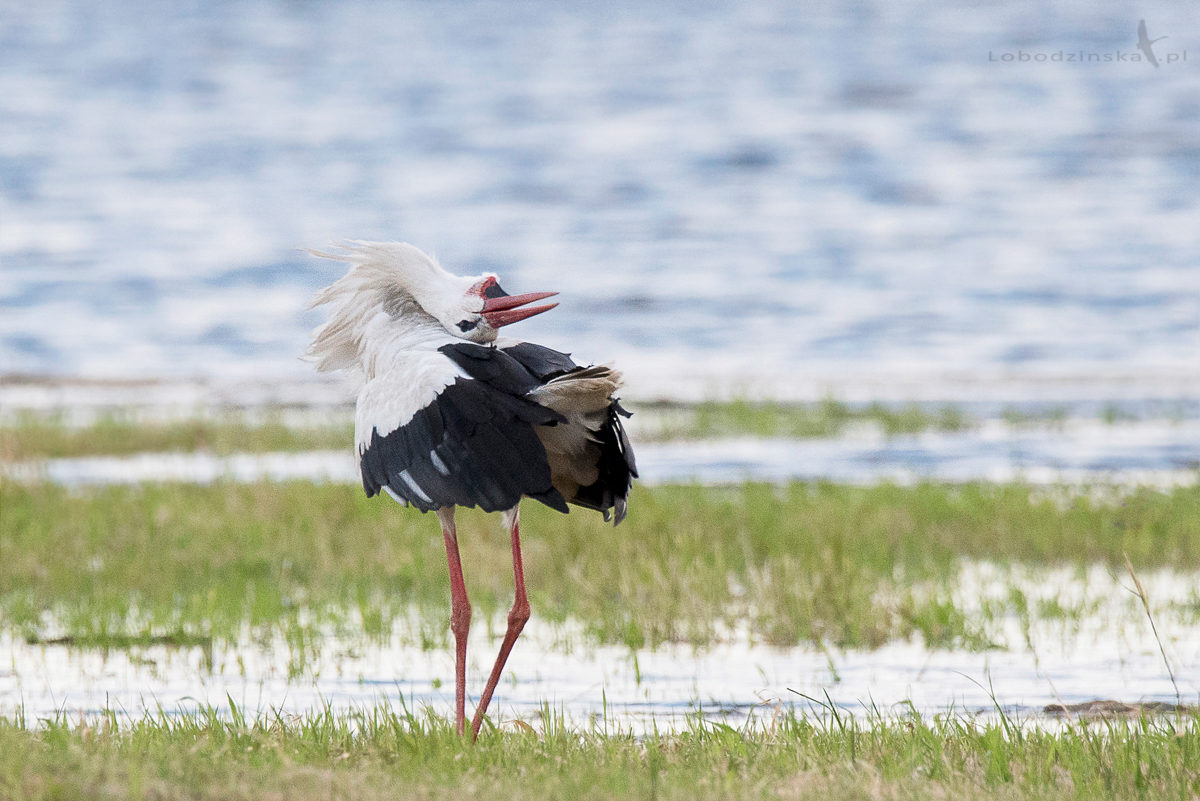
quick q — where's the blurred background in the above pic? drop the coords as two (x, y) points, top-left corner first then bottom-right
(1, 0), (1197, 402)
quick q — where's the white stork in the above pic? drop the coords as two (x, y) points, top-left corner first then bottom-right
(305, 242), (637, 739)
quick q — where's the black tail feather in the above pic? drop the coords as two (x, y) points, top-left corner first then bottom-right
(570, 400), (636, 525)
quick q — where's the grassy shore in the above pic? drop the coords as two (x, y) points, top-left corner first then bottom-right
(0, 413), (356, 461)
(4, 417), (1198, 799)
(0, 399), (1035, 460)
(634, 398), (971, 440)
(3, 704), (1198, 800)
(3, 480), (1198, 652)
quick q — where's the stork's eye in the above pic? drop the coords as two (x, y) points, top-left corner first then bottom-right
(457, 319), (479, 332)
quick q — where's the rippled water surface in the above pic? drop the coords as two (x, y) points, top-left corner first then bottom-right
(2, 1), (1198, 397)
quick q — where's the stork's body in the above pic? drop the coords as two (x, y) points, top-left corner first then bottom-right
(306, 242), (636, 738)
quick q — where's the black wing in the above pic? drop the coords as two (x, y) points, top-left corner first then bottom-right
(499, 342), (638, 525)
(359, 349), (569, 514)
(500, 341), (579, 380)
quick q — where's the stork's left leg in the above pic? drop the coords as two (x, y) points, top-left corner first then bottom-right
(437, 507), (471, 737)
(469, 505), (529, 740)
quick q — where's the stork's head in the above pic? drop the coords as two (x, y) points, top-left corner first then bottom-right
(435, 273), (559, 344)
(307, 242), (557, 370)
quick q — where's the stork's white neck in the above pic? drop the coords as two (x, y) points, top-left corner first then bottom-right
(357, 301), (459, 382)
(306, 241), (489, 383)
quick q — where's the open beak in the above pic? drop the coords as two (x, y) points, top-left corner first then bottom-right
(482, 291), (558, 328)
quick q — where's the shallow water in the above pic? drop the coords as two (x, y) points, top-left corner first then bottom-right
(2, 1), (1198, 401)
(3, 563), (1197, 731)
(6, 418), (1197, 487)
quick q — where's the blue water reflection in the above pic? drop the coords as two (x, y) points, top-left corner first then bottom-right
(0, 1), (1195, 394)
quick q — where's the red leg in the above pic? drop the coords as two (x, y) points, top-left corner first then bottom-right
(437, 507), (471, 736)
(470, 505), (530, 740)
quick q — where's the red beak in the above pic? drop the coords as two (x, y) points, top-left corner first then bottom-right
(482, 291), (559, 328)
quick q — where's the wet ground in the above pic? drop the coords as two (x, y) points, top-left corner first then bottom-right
(5, 418), (1197, 489)
(4, 563), (1196, 731)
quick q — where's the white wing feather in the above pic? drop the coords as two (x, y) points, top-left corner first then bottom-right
(354, 348), (469, 456)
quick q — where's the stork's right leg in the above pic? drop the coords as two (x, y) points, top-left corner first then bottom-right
(437, 507), (471, 736)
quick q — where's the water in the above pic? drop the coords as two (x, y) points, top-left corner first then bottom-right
(6, 418), (1199, 488)
(4, 563), (1197, 731)
(2, 1), (1198, 400)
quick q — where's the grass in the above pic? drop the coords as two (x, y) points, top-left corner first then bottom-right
(1, 400), (974, 461)
(0, 412), (355, 461)
(3, 480), (1198, 652)
(2, 703), (1199, 800)
(4, 397), (1193, 461)
(5, 399), (1189, 461)
(4, 410), (1195, 799)
(636, 398), (971, 440)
